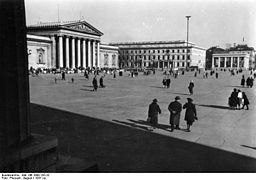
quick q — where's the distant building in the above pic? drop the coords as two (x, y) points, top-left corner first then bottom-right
(212, 44), (255, 70)
(110, 40), (206, 70)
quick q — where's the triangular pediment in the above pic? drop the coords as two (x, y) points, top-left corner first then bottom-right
(64, 21), (103, 36)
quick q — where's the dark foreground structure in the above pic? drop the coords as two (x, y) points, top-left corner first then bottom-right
(0, 0), (57, 172)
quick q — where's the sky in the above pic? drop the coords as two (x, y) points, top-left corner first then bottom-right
(25, 0), (256, 49)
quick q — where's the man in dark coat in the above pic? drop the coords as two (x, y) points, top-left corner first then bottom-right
(241, 75), (245, 87)
(188, 80), (194, 95)
(99, 76), (105, 88)
(168, 96), (182, 131)
(92, 76), (98, 91)
(148, 99), (161, 130)
(183, 98), (197, 132)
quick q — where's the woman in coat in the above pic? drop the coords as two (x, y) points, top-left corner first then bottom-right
(242, 92), (249, 110)
(148, 99), (161, 130)
(183, 98), (197, 132)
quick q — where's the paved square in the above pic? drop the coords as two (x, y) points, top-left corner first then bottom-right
(30, 70), (256, 160)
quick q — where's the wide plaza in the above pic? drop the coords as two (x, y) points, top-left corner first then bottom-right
(30, 70), (256, 172)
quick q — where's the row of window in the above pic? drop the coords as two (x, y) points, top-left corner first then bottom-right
(123, 55), (190, 61)
(123, 49), (190, 54)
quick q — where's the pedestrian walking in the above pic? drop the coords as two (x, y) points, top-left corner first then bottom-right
(249, 77), (254, 88)
(92, 76), (98, 91)
(246, 77), (250, 87)
(162, 77), (167, 88)
(168, 96), (182, 132)
(148, 99), (161, 130)
(242, 92), (249, 110)
(166, 76), (171, 88)
(237, 89), (243, 109)
(61, 71), (66, 80)
(183, 98), (197, 132)
(99, 76), (105, 88)
(188, 80), (194, 95)
(228, 88), (238, 109)
(241, 75), (245, 87)
(216, 72), (219, 79)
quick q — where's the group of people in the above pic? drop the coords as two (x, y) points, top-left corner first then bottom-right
(241, 75), (254, 88)
(92, 76), (106, 91)
(162, 76), (171, 88)
(148, 96), (197, 132)
(228, 89), (250, 110)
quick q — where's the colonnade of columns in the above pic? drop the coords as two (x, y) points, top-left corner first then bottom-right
(55, 35), (100, 69)
(212, 56), (244, 69)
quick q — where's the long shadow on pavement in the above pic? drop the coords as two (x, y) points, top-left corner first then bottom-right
(197, 104), (231, 110)
(31, 103), (256, 172)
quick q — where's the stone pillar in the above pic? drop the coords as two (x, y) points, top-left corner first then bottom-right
(97, 41), (100, 68)
(77, 39), (81, 68)
(218, 57), (220, 68)
(231, 57), (233, 68)
(0, 0), (57, 172)
(51, 36), (56, 68)
(237, 57), (240, 68)
(71, 37), (75, 68)
(212, 57), (214, 68)
(82, 39), (86, 68)
(65, 36), (69, 68)
(88, 40), (91, 68)
(224, 57), (227, 68)
(58, 36), (63, 68)
(92, 41), (96, 68)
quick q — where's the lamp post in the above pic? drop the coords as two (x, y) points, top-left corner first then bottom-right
(186, 16), (191, 70)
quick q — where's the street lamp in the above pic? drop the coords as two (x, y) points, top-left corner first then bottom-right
(186, 16), (191, 70)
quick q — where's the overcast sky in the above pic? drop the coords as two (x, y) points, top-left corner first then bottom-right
(25, 0), (256, 49)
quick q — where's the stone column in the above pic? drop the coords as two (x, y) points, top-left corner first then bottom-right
(71, 37), (75, 68)
(51, 36), (56, 68)
(218, 57), (220, 68)
(88, 40), (91, 68)
(237, 57), (240, 68)
(231, 57), (233, 68)
(58, 36), (63, 68)
(92, 41), (96, 68)
(82, 39), (86, 68)
(77, 38), (81, 68)
(224, 57), (227, 68)
(65, 36), (69, 68)
(97, 41), (100, 68)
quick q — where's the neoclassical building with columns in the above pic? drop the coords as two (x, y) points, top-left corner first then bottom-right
(211, 44), (255, 70)
(27, 20), (103, 69)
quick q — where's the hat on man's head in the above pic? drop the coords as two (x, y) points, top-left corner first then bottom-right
(175, 96), (181, 100)
(153, 98), (158, 102)
(187, 98), (193, 102)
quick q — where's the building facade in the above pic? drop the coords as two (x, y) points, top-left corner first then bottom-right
(110, 41), (206, 69)
(212, 44), (255, 70)
(99, 44), (119, 69)
(27, 20), (103, 69)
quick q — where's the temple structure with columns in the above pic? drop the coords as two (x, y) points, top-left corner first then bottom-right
(211, 44), (255, 70)
(27, 20), (104, 69)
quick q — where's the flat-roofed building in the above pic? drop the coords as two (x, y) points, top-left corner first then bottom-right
(110, 40), (206, 70)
